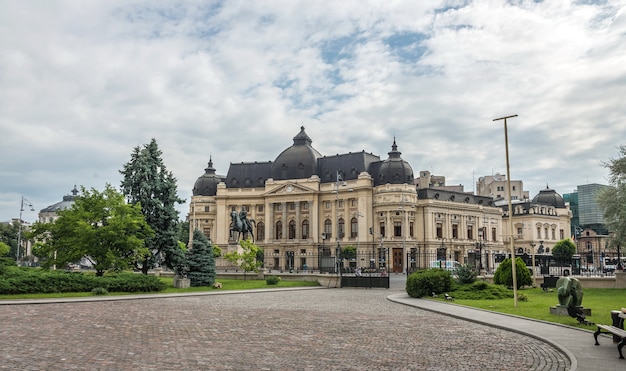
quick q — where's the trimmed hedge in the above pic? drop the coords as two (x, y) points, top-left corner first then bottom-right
(406, 268), (453, 298)
(0, 267), (166, 294)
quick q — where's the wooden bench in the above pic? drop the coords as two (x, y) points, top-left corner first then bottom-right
(594, 311), (626, 359)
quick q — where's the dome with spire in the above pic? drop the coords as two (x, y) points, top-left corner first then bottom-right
(41, 186), (80, 213)
(532, 185), (565, 208)
(193, 157), (222, 196)
(375, 138), (414, 186)
(271, 126), (322, 180)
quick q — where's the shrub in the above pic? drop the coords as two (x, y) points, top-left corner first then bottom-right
(455, 264), (477, 284)
(266, 276), (280, 285)
(0, 268), (166, 294)
(406, 269), (453, 298)
(449, 281), (514, 300)
(493, 257), (533, 289)
(91, 287), (109, 296)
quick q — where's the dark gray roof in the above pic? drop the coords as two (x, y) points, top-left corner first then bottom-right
(417, 188), (495, 206)
(372, 139), (414, 186)
(271, 126), (322, 180)
(318, 151), (380, 183)
(221, 127), (414, 189)
(40, 186), (79, 213)
(226, 161), (273, 188)
(192, 157), (225, 196)
(532, 186), (566, 208)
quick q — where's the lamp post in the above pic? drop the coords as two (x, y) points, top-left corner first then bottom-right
(437, 238), (447, 269)
(529, 242), (537, 285)
(333, 171), (348, 276)
(494, 114), (519, 307)
(16, 196), (34, 265)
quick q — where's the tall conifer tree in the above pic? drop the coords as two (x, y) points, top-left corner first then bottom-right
(120, 139), (185, 274)
(186, 230), (216, 287)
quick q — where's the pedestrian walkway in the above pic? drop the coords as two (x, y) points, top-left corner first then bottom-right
(388, 293), (624, 371)
(0, 282), (622, 370)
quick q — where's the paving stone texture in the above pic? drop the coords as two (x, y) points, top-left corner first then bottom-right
(0, 282), (571, 371)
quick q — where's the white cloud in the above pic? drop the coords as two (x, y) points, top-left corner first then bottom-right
(1, 0), (624, 222)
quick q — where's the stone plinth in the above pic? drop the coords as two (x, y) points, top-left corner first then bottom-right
(550, 305), (591, 316)
(615, 271), (626, 289)
(173, 276), (190, 289)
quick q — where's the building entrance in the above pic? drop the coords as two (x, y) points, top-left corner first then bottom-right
(393, 248), (404, 273)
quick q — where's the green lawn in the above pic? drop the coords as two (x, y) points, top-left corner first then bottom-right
(437, 286), (626, 329)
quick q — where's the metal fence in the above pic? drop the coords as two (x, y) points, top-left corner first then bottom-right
(215, 248), (624, 278)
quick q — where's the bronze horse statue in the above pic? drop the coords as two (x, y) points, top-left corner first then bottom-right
(230, 210), (255, 241)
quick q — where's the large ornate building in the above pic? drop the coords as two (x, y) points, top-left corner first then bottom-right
(188, 127), (508, 273)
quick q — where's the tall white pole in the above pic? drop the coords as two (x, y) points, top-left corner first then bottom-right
(494, 114), (518, 307)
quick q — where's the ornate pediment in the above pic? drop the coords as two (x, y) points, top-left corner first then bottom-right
(264, 183), (315, 196)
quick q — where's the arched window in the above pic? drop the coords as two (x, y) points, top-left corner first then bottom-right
(350, 217), (358, 238)
(324, 219), (332, 239)
(338, 218), (345, 238)
(256, 222), (265, 241)
(275, 221), (283, 239)
(288, 220), (296, 239)
(302, 219), (309, 239)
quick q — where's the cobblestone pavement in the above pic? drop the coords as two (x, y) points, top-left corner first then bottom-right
(0, 286), (570, 370)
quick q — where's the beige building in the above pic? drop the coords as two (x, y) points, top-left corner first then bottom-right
(476, 173), (529, 201)
(188, 127), (506, 273)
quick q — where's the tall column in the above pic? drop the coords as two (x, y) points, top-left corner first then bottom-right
(282, 202), (287, 239)
(295, 201), (301, 239)
(267, 202), (274, 240)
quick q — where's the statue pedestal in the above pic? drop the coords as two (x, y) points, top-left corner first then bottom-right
(173, 275), (190, 289)
(615, 271), (626, 289)
(550, 305), (591, 316)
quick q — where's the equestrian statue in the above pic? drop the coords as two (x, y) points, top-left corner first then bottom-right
(230, 209), (255, 242)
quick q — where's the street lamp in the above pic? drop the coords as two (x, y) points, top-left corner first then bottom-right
(437, 238), (447, 269)
(494, 114), (519, 307)
(529, 242), (537, 284)
(16, 196), (34, 264)
(333, 171), (350, 275)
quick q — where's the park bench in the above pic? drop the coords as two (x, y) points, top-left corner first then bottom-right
(594, 310), (626, 359)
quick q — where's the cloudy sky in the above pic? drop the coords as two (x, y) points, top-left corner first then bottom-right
(1, 0), (625, 223)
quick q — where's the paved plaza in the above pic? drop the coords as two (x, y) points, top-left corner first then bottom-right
(0, 275), (586, 371)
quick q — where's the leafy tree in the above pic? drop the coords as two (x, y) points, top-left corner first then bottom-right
(341, 245), (356, 260)
(30, 185), (153, 276)
(120, 138), (185, 274)
(0, 241), (10, 256)
(0, 222), (18, 259)
(552, 239), (577, 265)
(455, 263), (477, 284)
(493, 257), (532, 289)
(186, 230), (216, 287)
(598, 144), (626, 250)
(177, 220), (190, 247)
(224, 239), (263, 279)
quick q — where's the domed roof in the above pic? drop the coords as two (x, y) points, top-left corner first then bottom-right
(41, 186), (79, 213)
(271, 126), (322, 180)
(532, 185), (565, 208)
(193, 157), (222, 196)
(375, 138), (414, 185)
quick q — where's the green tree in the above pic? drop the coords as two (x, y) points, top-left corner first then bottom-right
(341, 245), (356, 259)
(0, 222), (18, 259)
(598, 144), (626, 250)
(120, 138), (185, 274)
(186, 230), (216, 287)
(552, 239), (577, 265)
(0, 241), (10, 256)
(493, 257), (532, 289)
(224, 239), (263, 280)
(30, 185), (153, 276)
